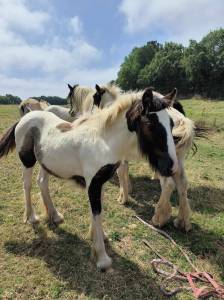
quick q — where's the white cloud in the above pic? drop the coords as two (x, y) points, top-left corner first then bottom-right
(119, 0), (224, 43)
(0, 41), (101, 73)
(69, 16), (83, 35)
(0, 0), (118, 98)
(0, 0), (50, 34)
(0, 1), (101, 76)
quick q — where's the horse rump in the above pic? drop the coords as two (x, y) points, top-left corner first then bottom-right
(0, 121), (18, 158)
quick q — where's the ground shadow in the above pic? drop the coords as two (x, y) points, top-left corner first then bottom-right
(111, 173), (224, 216)
(110, 174), (160, 220)
(5, 227), (172, 300)
(110, 174), (224, 278)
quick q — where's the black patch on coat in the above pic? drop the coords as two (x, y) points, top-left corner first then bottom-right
(18, 129), (37, 168)
(173, 101), (186, 116)
(71, 175), (86, 188)
(88, 162), (120, 215)
(19, 149), (36, 168)
(126, 103), (174, 177)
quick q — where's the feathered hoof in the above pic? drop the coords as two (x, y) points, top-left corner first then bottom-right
(97, 255), (112, 272)
(151, 214), (171, 228)
(50, 211), (64, 225)
(174, 218), (192, 232)
(24, 213), (40, 225)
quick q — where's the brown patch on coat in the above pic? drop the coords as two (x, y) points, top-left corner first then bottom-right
(56, 122), (72, 132)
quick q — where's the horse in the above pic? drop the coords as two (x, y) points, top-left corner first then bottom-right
(19, 98), (50, 116)
(68, 83), (121, 116)
(19, 97), (76, 122)
(0, 87), (178, 270)
(93, 85), (194, 231)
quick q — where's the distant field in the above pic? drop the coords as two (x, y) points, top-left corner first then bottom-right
(0, 100), (224, 300)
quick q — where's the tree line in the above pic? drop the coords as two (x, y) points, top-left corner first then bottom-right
(116, 28), (224, 99)
(0, 94), (67, 105)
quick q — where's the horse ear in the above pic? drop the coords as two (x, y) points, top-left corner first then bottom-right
(95, 84), (101, 93)
(142, 87), (153, 111)
(163, 88), (177, 107)
(73, 84), (79, 90)
(68, 84), (73, 91)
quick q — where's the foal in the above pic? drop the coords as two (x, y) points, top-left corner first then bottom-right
(93, 86), (194, 231)
(0, 88), (177, 270)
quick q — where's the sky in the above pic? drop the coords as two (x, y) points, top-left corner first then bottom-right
(0, 0), (224, 98)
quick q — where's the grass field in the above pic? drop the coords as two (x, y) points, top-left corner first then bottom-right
(0, 100), (224, 300)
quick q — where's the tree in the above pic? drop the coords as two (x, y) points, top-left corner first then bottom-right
(182, 40), (211, 96)
(116, 41), (161, 90)
(0, 94), (21, 104)
(138, 42), (188, 94)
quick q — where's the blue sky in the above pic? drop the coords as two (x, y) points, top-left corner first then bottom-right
(0, 0), (224, 98)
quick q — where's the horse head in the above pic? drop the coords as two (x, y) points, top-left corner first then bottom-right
(93, 83), (120, 108)
(126, 87), (178, 177)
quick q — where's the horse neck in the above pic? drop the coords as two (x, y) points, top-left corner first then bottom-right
(103, 113), (138, 159)
(70, 88), (92, 114)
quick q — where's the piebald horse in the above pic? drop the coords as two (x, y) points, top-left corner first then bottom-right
(0, 88), (177, 270)
(93, 85), (194, 232)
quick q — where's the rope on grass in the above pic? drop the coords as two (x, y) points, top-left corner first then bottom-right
(135, 215), (224, 299)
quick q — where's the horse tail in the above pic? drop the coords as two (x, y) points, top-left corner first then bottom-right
(0, 121), (19, 158)
(194, 120), (211, 139)
(173, 101), (186, 116)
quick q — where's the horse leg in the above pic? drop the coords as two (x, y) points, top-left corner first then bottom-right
(37, 167), (64, 225)
(125, 161), (132, 193)
(87, 163), (121, 270)
(23, 167), (39, 224)
(117, 161), (129, 204)
(172, 161), (192, 232)
(151, 176), (175, 227)
(88, 185), (107, 241)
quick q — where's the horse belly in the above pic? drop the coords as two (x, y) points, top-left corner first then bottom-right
(39, 138), (83, 179)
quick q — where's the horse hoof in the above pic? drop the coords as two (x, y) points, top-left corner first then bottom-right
(51, 212), (64, 225)
(174, 218), (192, 232)
(151, 214), (170, 228)
(24, 213), (40, 225)
(97, 255), (112, 272)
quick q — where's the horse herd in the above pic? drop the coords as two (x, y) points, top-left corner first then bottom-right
(0, 83), (202, 271)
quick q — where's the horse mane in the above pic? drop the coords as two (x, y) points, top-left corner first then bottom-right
(70, 86), (94, 114)
(100, 91), (143, 128)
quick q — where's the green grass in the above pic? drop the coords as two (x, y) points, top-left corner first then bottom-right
(0, 101), (224, 299)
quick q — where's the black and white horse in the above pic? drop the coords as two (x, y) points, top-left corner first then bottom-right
(0, 88), (177, 270)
